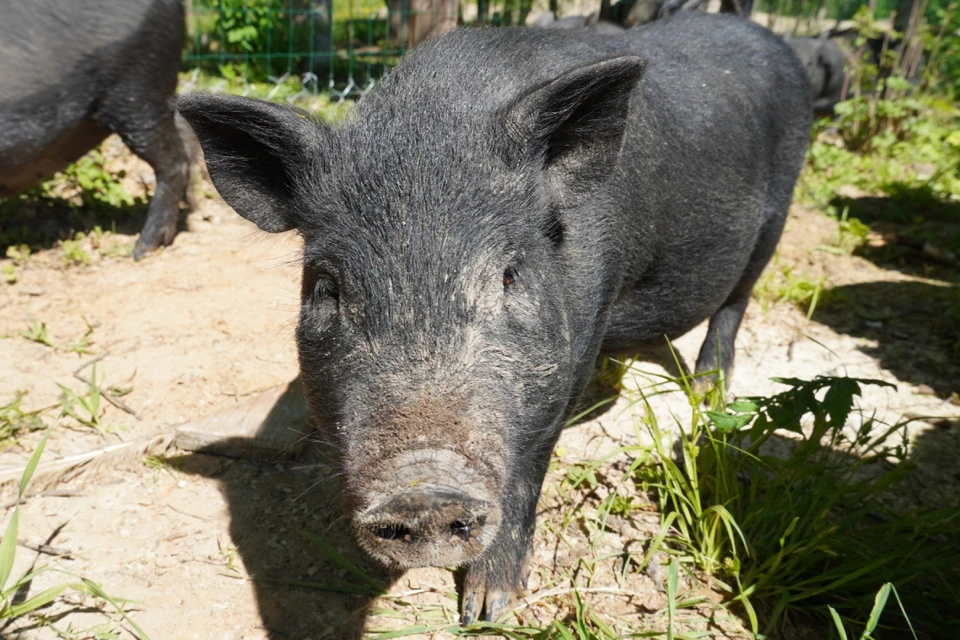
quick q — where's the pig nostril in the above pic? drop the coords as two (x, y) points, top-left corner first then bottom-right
(370, 523), (411, 541)
(449, 519), (474, 541)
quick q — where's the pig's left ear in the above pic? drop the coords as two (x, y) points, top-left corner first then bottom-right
(175, 93), (326, 233)
(504, 56), (645, 201)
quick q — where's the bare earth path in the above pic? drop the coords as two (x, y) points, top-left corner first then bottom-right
(1, 145), (957, 639)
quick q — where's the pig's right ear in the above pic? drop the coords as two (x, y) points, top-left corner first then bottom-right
(175, 94), (325, 233)
(503, 57), (645, 201)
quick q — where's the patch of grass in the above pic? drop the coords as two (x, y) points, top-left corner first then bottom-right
(140, 455), (180, 483)
(57, 365), (122, 438)
(57, 233), (91, 267)
(67, 317), (97, 357)
(179, 69), (354, 123)
(2, 245), (31, 285)
(0, 144), (146, 253)
(0, 392), (47, 451)
(817, 207), (873, 256)
(753, 260), (827, 318)
(0, 429), (151, 638)
(830, 582), (917, 640)
(19, 319), (55, 349)
(636, 374), (960, 638)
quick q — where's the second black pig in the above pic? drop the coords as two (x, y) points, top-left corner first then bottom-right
(786, 35), (848, 116)
(0, 0), (193, 260)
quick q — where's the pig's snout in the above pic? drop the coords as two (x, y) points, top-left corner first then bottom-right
(357, 486), (498, 567)
(352, 451), (502, 568)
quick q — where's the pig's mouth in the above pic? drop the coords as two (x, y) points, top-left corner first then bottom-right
(353, 483), (502, 568)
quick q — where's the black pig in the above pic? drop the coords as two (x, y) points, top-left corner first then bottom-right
(786, 35), (848, 117)
(177, 11), (811, 623)
(0, 0), (193, 260)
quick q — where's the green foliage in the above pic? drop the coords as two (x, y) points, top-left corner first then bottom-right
(0, 392), (46, 451)
(829, 583), (917, 640)
(190, 0), (315, 80)
(753, 260), (827, 317)
(640, 375), (960, 637)
(818, 207), (872, 255)
(0, 144), (145, 254)
(59, 151), (146, 212)
(57, 365), (121, 437)
(801, 94), (960, 263)
(922, 2), (960, 99)
(58, 232), (91, 267)
(67, 317), (97, 357)
(0, 430), (151, 637)
(2, 245), (29, 284)
(19, 319), (55, 349)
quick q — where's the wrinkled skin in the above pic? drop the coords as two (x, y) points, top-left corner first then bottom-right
(0, 0), (194, 260)
(177, 12), (811, 625)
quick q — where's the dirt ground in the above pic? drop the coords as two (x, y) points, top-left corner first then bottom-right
(0, 139), (958, 640)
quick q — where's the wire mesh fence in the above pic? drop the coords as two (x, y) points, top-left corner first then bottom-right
(179, 0), (954, 101)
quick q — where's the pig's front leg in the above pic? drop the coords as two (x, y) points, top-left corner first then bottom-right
(460, 447), (551, 624)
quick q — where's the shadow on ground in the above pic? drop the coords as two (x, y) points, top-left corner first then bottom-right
(0, 194), (190, 255)
(165, 350), (960, 637)
(831, 183), (960, 281)
(573, 340), (695, 426)
(754, 415), (960, 639)
(164, 345), (688, 637)
(812, 279), (960, 398)
(169, 382), (403, 639)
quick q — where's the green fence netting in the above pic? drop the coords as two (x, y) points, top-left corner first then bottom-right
(180, 0), (951, 100)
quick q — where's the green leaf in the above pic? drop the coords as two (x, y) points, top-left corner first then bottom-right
(0, 508), (19, 590)
(822, 378), (861, 428)
(862, 583), (892, 637)
(553, 621), (577, 640)
(706, 411), (753, 432)
(667, 558), (679, 640)
(2, 583), (69, 618)
(727, 400), (759, 413)
(20, 429), (50, 500)
(828, 606), (849, 640)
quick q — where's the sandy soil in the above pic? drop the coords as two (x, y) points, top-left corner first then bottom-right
(0, 139), (957, 640)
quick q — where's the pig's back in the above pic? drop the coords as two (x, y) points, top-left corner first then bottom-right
(603, 12), (812, 341)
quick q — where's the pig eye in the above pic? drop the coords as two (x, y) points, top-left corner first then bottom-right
(313, 275), (339, 304)
(503, 266), (519, 290)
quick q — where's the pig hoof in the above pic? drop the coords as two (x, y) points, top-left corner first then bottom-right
(460, 566), (522, 624)
(133, 224), (177, 261)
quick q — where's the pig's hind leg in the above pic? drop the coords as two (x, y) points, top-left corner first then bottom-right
(95, 94), (191, 261)
(693, 188), (793, 391)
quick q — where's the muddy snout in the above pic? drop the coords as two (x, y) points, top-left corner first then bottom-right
(352, 450), (502, 568)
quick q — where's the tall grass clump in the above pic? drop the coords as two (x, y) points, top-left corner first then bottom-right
(636, 374), (960, 638)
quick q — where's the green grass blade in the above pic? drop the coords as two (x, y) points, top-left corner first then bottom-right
(667, 557), (678, 640)
(366, 625), (452, 638)
(889, 583), (919, 640)
(301, 531), (386, 594)
(78, 578), (151, 640)
(828, 606), (849, 640)
(553, 621), (577, 640)
(2, 583), (69, 618)
(0, 508), (19, 591)
(19, 428), (50, 500)
(861, 582), (891, 637)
